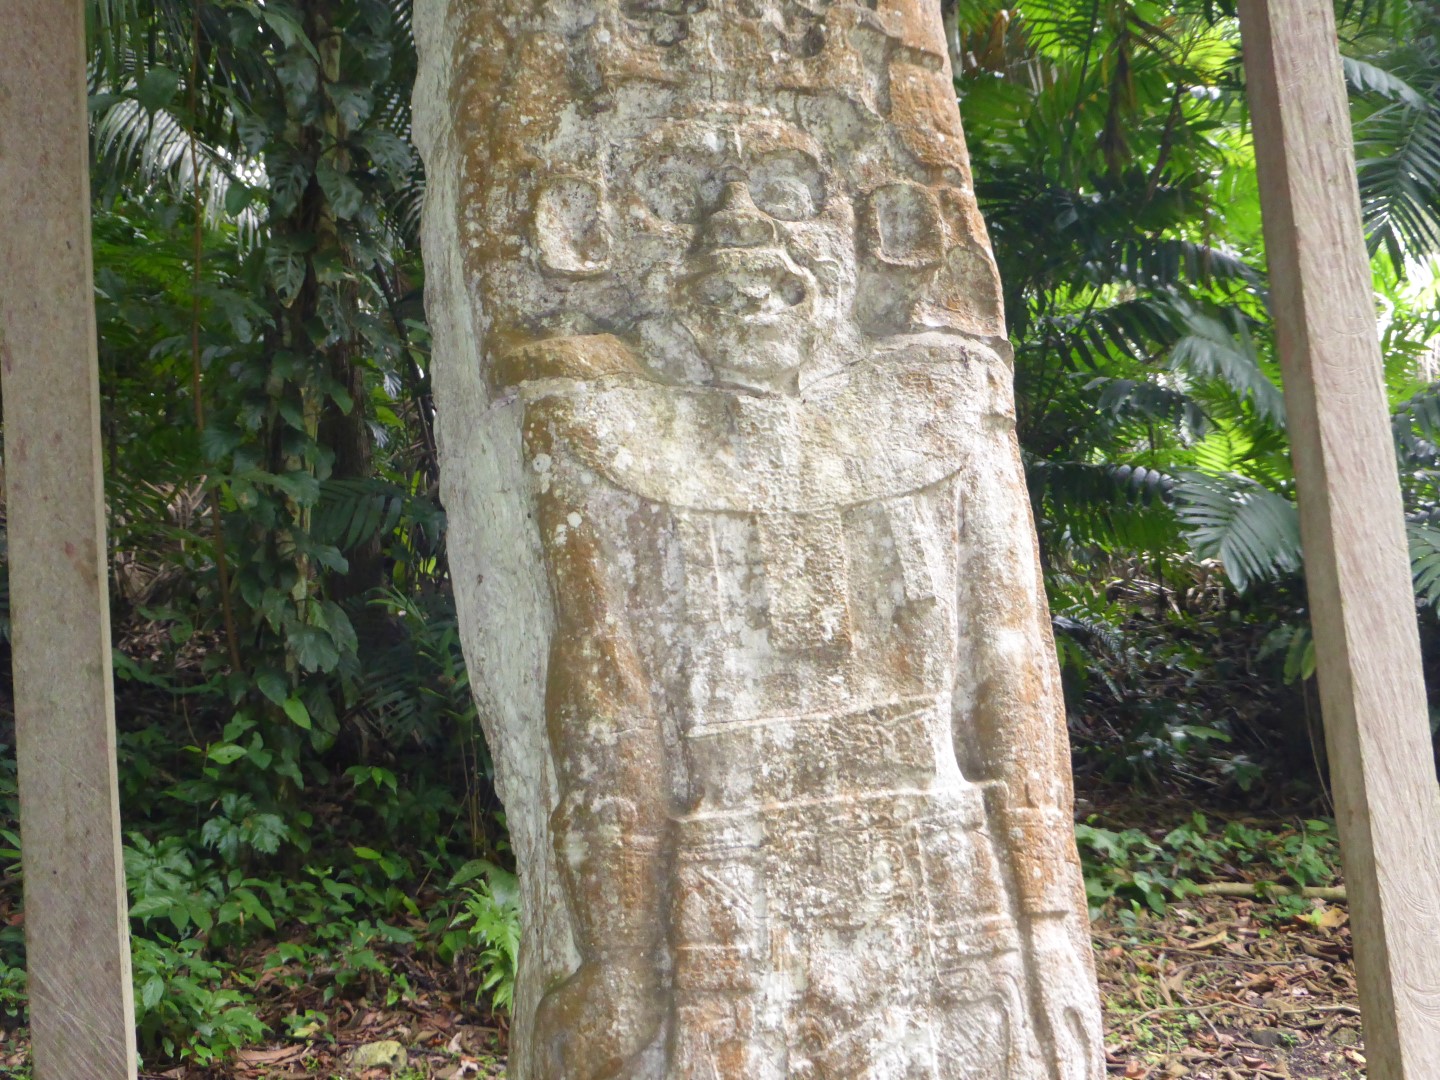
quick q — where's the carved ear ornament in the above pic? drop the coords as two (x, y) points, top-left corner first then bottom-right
(534, 174), (612, 277)
(491, 333), (647, 390)
(862, 180), (946, 268)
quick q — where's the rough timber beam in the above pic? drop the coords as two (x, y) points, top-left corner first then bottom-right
(1239, 3), (1440, 1076)
(0, 1), (138, 1075)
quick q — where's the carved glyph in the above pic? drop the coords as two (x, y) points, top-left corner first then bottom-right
(413, 1), (1105, 1076)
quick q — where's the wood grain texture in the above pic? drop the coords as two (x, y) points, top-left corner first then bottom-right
(1238, 3), (1440, 1076)
(0, 1), (138, 1076)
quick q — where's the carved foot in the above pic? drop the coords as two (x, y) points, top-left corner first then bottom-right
(1024, 918), (1105, 1080)
(532, 955), (665, 1080)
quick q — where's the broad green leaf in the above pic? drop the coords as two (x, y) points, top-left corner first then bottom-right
(267, 469), (322, 506)
(261, 7), (321, 62)
(287, 625), (340, 673)
(129, 895), (175, 920)
(235, 111), (272, 154)
(268, 155), (312, 217)
(207, 743), (247, 765)
(199, 425), (244, 464)
(141, 974), (165, 1011)
(358, 129), (415, 183)
(224, 183), (254, 217)
(275, 48), (319, 112)
(449, 858), (500, 889)
(265, 246), (308, 305)
(282, 696), (312, 730)
(256, 671), (288, 708)
(320, 601), (358, 657)
(316, 161), (365, 220)
(247, 814), (287, 855)
(325, 84), (374, 131)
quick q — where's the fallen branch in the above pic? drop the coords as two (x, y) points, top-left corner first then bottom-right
(1187, 881), (1347, 902)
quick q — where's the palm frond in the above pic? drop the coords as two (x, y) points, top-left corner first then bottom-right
(1033, 460), (1179, 554)
(93, 97), (262, 235)
(1106, 238), (1263, 291)
(312, 477), (443, 554)
(1167, 300), (1286, 423)
(1343, 55), (1428, 107)
(1091, 376), (1210, 434)
(1392, 381), (1440, 463)
(1173, 472), (1302, 591)
(1408, 520), (1440, 607)
(1355, 97), (1440, 265)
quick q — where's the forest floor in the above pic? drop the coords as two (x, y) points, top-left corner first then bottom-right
(1094, 892), (1366, 1079)
(0, 869), (1370, 1080)
(1081, 781), (1367, 1080)
(0, 775), (1370, 1080)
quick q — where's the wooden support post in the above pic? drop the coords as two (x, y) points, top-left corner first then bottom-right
(0, 1), (138, 1076)
(1238, 3), (1440, 1076)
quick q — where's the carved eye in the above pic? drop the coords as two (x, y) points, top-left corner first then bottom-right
(639, 156), (724, 223)
(747, 150), (825, 221)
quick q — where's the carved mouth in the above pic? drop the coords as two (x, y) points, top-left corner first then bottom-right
(686, 252), (809, 318)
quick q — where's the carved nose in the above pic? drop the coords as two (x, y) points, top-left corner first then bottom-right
(701, 181), (777, 249)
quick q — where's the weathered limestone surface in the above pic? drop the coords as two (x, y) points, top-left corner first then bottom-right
(413, 2), (1104, 1076)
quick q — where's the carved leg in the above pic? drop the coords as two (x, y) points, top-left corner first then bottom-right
(533, 779), (670, 1078)
(533, 942), (667, 1080)
(955, 437), (1105, 1080)
(530, 490), (673, 1078)
(1020, 913), (1103, 1080)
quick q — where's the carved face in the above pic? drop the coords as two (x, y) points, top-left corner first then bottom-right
(638, 116), (854, 389)
(530, 110), (859, 392)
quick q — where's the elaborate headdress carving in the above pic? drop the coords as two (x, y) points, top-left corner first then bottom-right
(448, 0), (1004, 390)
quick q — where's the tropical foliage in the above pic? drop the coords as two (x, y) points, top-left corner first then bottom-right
(0, 0), (1437, 1067)
(949, 0), (1440, 781)
(6, 0), (508, 1065)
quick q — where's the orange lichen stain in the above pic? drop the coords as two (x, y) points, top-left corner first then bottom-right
(875, 0), (950, 59)
(492, 334), (645, 390)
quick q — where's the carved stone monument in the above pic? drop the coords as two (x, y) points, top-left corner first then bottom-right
(414, 1), (1104, 1076)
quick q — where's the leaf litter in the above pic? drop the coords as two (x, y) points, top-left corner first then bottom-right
(1096, 893), (1367, 1079)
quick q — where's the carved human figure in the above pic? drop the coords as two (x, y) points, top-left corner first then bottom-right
(414, 1), (1105, 1077)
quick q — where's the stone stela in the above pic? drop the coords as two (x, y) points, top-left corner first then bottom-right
(414, 1), (1105, 1076)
